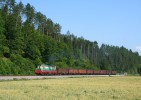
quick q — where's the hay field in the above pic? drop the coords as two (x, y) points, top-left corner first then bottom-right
(0, 76), (141, 100)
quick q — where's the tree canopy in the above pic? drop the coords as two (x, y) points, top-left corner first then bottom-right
(0, 0), (141, 75)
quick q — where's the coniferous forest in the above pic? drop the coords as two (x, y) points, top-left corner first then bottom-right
(0, 0), (141, 75)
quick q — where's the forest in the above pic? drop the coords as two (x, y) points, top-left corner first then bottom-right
(0, 0), (141, 75)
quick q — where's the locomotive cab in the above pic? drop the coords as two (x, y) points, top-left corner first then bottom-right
(35, 65), (42, 75)
(35, 64), (57, 75)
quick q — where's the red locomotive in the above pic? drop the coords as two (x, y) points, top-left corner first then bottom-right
(35, 64), (117, 75)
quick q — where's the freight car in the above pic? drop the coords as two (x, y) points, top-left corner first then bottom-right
(35, 64), (117, 75)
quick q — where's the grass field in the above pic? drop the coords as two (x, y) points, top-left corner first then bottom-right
(0, 76), (141, 100)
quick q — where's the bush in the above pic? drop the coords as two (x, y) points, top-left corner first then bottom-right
(54, 61), (68, 68)
(3, 46), (10, 58)
(10, 54), (35, 75)
(0, 58), (18, 75)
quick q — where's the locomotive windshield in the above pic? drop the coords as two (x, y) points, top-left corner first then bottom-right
(36, 65), (41, 70)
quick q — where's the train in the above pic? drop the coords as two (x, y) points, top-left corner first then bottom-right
(35, 64), (117, 75)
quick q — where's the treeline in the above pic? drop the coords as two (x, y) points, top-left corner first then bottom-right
(0, 0), (141, 75)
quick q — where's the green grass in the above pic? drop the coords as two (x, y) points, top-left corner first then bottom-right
(0, 76), (141, 100)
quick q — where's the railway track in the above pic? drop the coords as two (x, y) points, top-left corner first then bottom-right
(0, 75), (123, 80)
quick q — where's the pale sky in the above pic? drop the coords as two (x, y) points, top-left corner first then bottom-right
(16, 0), (141, 55)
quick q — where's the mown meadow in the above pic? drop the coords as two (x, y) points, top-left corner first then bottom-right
(0, 76), (141, 100)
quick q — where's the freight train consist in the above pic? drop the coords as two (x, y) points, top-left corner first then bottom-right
(35, 64), (117, 75)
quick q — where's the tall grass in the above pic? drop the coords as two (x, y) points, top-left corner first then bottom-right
(0, 76), (141, 100)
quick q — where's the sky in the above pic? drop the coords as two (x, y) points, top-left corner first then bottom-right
(16, 0), (141, 55)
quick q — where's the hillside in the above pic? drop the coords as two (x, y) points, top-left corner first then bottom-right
(0, 0), (141, 75)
